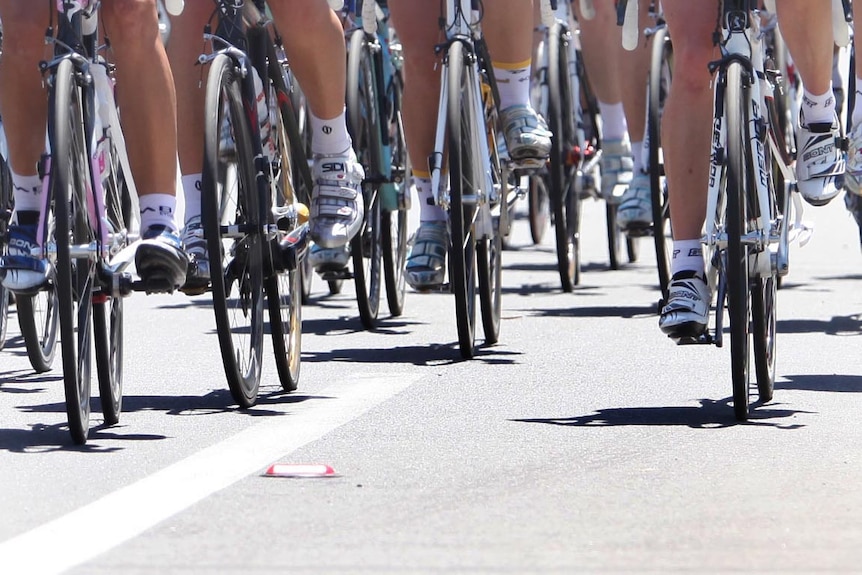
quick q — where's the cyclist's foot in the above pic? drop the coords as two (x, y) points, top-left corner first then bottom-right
(796, 114), (845, 206)
(0, 223), (50, 295)
(845, 122), (862, 195)
(180, 216), (210, 295)
(616, 171), (652, 233)
(500, 105), (552, 169)
(309, 242), (350, 274)
(136, 225), (189, 294)
(406, 220), (448, 291)
(310, 150), (365, 249)
(599, 138), (634, 204)
(659, 271), (710, 339)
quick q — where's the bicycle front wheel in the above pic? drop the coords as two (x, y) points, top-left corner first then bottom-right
(347, 30), (383, 330)
(547, 24), (580, 292)
(381, 67), (408, 317)
(725, 62), (754, 421)
(447, 41), (479, 358)
(51, 58), (96, 444)
(202, 54), (265, 407)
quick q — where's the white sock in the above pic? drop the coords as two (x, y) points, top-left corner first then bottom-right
(670, 239), (704, 277)
(493, 60), (532, 110)
(630, 141), (645, 175)
(11, 172), (42, 213)
(801, 88), (836, 124)
(853, 76), (862, 127)
(139, 193), (179, 233)
(598, 101), (628, 141)
(413, 174), (447, 223)
(182, 173), (202, 224)
(309, 108), (352, 156)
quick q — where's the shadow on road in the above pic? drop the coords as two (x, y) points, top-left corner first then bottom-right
(0, 422), (165, 453)
(302, 343), (521, 366)
(777, 314), (862, 336)
(510, 398), (809, 429)
(525, 303), (657, 319)
(779, 374), (862, 393)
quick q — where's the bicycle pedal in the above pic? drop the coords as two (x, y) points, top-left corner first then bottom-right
(133, 276), (177, 295)
(672, 331), (713, 346)
(622, 223), (653, 238)
(319, 268), (352, 281)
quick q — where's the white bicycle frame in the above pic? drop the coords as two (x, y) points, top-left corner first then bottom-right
(429, 0), (496, 240)
(703, 6), (797, 289)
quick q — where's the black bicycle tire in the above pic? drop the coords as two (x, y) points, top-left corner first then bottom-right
(648, 25), (673, 305)
(381, 68), (408, 317)
(751, 274), (776, 401)
(725, 62), (753, 421)
(347, 30), (383, 329)
(265, 271), (301, 391)
(94, 298), (122, 424)
(202, 54), (265, 407)
(447, 41), (478, 358)
(0, 156), (11, 350)
(16, 291), (59, 372)
(548, 23), (579, 292)
(528, 175), (550, 245)
(51, 58), (94, 444)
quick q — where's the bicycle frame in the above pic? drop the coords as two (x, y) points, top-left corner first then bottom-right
(429, 0), (497, 240)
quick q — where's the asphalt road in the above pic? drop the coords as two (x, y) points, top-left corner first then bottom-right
(2, 192), (862, 574)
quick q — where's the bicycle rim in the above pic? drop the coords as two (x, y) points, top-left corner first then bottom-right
(725, 63), (753, 421)
(548, 24), (579, 292)
(447, 41), (478, 358)
(266, 271), (301, 391)
(94, 298), (122, 424)
(202, 54), (264, 407)
(51, 58), (95, 444)
(347, 30), (383, 329)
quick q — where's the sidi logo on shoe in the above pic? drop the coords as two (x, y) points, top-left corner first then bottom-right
(321, 162), (345, 173)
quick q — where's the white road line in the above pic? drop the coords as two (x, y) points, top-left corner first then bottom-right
(0, 374), (419, 575)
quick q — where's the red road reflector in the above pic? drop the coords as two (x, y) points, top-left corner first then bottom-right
(264, 463), (337, 478)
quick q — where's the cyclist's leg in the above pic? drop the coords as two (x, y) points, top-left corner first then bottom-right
(656, 0), (714, 337)
(0, 2), (51, 293)
(775, 0), (843, 206)
(269, 1), (363, 251)
(102, 0), (188, 289)
(483, 0), (552, 166)
(576, 0), (633, 201)
(167, 2), (211, 289)
(389, 0), (449, 290)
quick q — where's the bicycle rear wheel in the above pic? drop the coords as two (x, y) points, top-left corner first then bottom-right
(725, 62), (754, 421)
(16, 290), (59, 372)
(381, 68), (408, 317)
(51, 58), (96, 444)
(648, 24), (673, 306)
(347, 30), (383, 330)
(547, 24), (580, 292)
(267, 48), (309, 393)
(447, 41), (479, 358)
(202, 54), (265, 407)
(528, 175), (550, 245)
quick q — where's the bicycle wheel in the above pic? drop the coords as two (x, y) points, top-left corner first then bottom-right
(16, 290), (58, 372)
(94, 138), (131, 425)
(725, 62), (754, 421)
(528, 175), (550, 245)
(347, 30), (383, 330)
(202, 54), (265, 407)
(381, 67), (408, 317)
(751, 274), (776, 402)
(51, 58), (95, 444)
(547, 23), (580, 292)
(648, 24), (673, 305)
(447, 41), (479, 358)
(267, 52), (308, 392)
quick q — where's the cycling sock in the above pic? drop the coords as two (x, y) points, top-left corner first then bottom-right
(11, 172), (41, 213)
(493, 59), (531, 111)
(631, 140), (645, 175)
(670, 239), (704, 277)
(597, 101), (628, 141)
(853, 76), (862, 127)
(139, 193), (179, 233)
(309, 108), (352, 156)
(801, 88), (836, 125)
(413, 172), (447, 223)
(182, 173), (202, 223)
